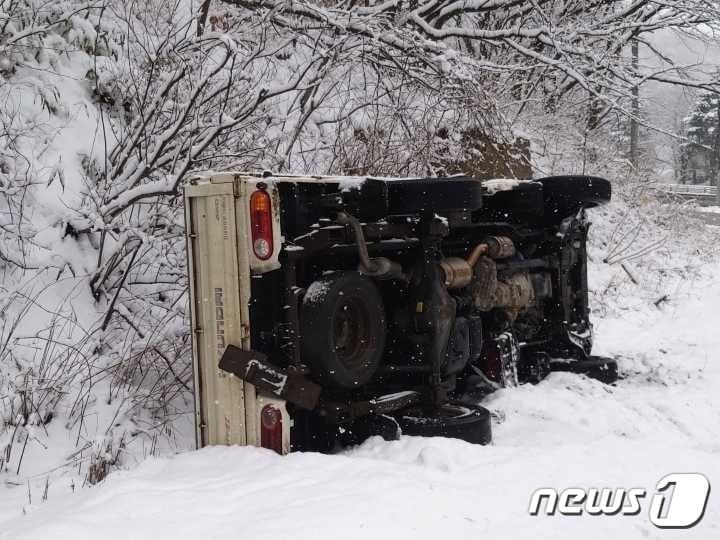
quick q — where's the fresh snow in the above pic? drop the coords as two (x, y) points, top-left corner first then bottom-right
(302, 278), (333, 304)
(483, 178), (525, 193)
(2, 246), (719, 539)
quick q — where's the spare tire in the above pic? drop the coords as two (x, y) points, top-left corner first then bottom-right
(395, 402), (492, 445)
(301, 272), (386, 389)
(537, 176), (611, 222)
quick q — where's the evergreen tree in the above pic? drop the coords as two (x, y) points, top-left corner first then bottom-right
(681, 91), (720, 184)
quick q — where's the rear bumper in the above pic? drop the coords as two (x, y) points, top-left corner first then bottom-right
(219, 344), (423, 425)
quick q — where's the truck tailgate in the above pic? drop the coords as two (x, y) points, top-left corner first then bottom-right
(184, 177), (258, 447)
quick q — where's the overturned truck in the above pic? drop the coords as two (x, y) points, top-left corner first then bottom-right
(183, 173), (614, 453)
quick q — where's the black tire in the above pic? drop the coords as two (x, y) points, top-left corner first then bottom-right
(537, 176), (611, 222)
(549, 355), (618, 384)
(395, 402), (492, 445)
(477, 180), (545, 225)
(384, 176), (484, 215)
(336, 414), (401, 447)
(301, 272), (386, 389)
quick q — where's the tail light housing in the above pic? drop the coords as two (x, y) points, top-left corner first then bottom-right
(260, 404), (283, 454)
(250, 186), (273, 260)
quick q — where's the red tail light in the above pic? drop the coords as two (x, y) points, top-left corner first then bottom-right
(260, 404), (283, 454)
(250, 187), (273, 260)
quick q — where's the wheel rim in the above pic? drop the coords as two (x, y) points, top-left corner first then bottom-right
(332, 296), (370, 370)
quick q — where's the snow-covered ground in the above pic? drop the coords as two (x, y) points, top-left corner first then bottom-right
(1, 230), (718, 539)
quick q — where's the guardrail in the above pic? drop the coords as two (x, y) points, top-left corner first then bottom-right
(658, 184), (717, 197)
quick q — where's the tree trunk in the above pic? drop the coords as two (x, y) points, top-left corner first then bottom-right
(197, 0), (212, 37)
(629, 40), (640, 168)
(715, 98), (720, 205)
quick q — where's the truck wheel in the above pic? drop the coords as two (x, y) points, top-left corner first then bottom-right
(395, 402), (492, 445)
(537, 176), (611, 222)
(386, 177), (484, 215)
(337, 414), (401, 447)
(301, 272), (386, 389)
(549, 355), (619, 384)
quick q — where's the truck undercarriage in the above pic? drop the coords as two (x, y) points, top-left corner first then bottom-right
(185, 173), (614, 453)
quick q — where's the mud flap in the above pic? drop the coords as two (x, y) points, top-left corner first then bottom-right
(219, 345), (322, 410)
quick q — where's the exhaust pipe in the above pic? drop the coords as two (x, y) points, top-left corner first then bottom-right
(337, 212), (405, 280)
